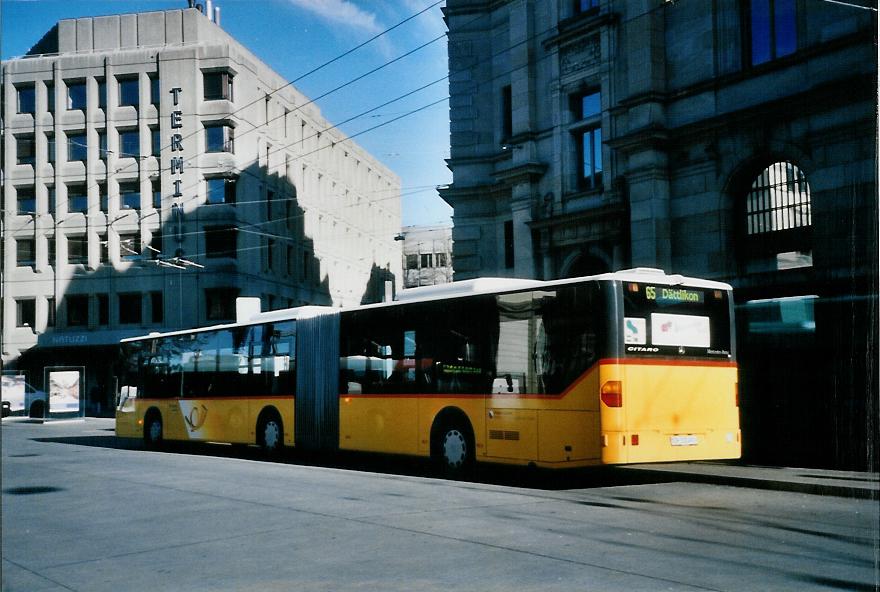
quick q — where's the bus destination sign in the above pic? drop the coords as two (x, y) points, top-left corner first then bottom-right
(644, 285), (704, 305)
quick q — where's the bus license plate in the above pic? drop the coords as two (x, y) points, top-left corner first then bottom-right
(670, 435), (699, 447)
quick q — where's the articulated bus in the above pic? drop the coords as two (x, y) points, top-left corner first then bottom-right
(115, 268), (740, 470)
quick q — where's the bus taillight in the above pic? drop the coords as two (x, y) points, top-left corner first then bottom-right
(735, 382), (739, 407)
(601, 381), (623, 407)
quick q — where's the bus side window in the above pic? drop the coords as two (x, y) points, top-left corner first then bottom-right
(216, 329), (242, 397)
(537, 285), (599, 394)
(267, 321), (295, 396)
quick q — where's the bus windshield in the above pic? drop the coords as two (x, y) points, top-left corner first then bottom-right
(622, 282), (732, 359)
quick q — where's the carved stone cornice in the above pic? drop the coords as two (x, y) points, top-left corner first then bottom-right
(493, 161), (548, 186)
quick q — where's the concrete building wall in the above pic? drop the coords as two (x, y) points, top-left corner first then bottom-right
(1, 8), (401, 406)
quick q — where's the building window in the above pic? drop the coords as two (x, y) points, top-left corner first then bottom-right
(267, 239), (275, 271)
(66, 80), (86, 110)
(748, 0), (797, 66)
(67, 131), (87, 162)
(148, 231), (162, 260)
(67, 234), (88, 264)
(119, 293), (142, 325)
(16, 186), (36, 215)
(152, 178), (162, 209)
(97, 77), (107, 110)
(501, 85), (513, 141)
(99, 233), (109, 264)
(119, 232), (140, 259)
(420, 253), (433, 268)
(46, 132), (55, 163)
(151, 126), (161, 157)
(301, 251), (311, 282)
(16, 134), (36, 165)
(571, 90), (602, 191)
(436, 252), (449, 268)
(97, 183), (110, 214)
(206, 177), (236, 205)
(99, 183), (109, 212)
(119, 181), (141, 210)
(97, 129), (108, 161)
(47, 186), (56, 214)
(66, 295), (89, 327)
(205, 288), (239, 321)
(17, 238), (36, 268)
(504, 220), (515, 269)
(119, 128), (140, 159)
(575, 0), (599, 14)
(67, 184), (88, 213)
(150, 292), (164, 324)
(203, 71), (233, 101)
(47, 236), (56, 268)
(47, 297), (56, 327)
(97, 294), (109, 326)
(406, 254), (419, 270)
(287, 246), (295, 276)
(742, 161), (812, 272)
(149, 75), (160, 106)
(118, 76), (139, 107)
(204, 226), (237, 258)
(16, 299), (36, 329)
(46, 82), (55, 113)
(16, 84), (36, 114)
(205, 122), (234, 153)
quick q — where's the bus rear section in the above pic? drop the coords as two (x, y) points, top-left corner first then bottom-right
(600, 281), (741, 464)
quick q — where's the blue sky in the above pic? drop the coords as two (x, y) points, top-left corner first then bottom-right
(1, 0), (453, 227)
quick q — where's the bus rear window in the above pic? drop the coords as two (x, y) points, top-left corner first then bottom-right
(622, 283), (732, 359)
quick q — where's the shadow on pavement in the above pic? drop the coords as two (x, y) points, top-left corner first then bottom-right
(30, 434), (679, 491)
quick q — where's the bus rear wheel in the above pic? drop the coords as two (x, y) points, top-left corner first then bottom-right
(258, 412), (283, 456)
(144, 412), (163, 449)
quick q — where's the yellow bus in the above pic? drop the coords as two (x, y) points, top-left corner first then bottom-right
(116, 268), (740, 471)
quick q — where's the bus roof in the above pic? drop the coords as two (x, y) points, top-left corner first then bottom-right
(120, 268), (732, 343)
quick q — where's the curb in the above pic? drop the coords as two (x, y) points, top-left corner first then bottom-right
(622, 466), (879, 500)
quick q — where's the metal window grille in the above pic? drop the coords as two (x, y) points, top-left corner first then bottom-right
(746, 161), (811, 235)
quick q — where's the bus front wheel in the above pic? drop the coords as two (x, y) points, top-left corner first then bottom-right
(432, 415), (474, 477)
(144, 411), (163, 449)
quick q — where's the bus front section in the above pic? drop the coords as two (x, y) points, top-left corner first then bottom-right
(600, 280), (741, 464)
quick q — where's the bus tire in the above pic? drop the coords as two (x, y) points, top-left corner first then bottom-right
(29, 400), (45, 419)
(431, 411), (474, 477)
(257, 409), (283, 456)
(144, 410), (163, 449)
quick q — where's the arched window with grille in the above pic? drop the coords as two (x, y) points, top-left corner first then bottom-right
(742, 161), (813, 273)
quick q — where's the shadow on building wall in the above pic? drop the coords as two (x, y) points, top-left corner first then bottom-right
(13, 160), (398, 416)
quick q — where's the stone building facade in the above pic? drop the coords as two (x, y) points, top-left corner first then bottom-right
(441, 0), (877, 469)
(2, 8), (401, 412)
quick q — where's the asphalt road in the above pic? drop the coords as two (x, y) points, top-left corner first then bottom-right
(2, 419), (878, 592)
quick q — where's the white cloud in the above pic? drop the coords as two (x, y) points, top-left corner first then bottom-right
(285, 0), (384, 36)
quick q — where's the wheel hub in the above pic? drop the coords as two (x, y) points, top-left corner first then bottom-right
(443, 429), (466, 467)
(264, 421), (280, 449)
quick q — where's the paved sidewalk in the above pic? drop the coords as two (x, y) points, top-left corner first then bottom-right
(620, 461), (880, 499)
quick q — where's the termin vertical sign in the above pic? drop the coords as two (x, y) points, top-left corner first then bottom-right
(170, 87), (184, 198)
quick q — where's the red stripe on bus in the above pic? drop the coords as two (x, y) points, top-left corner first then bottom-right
(135, 396), (295, 402)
